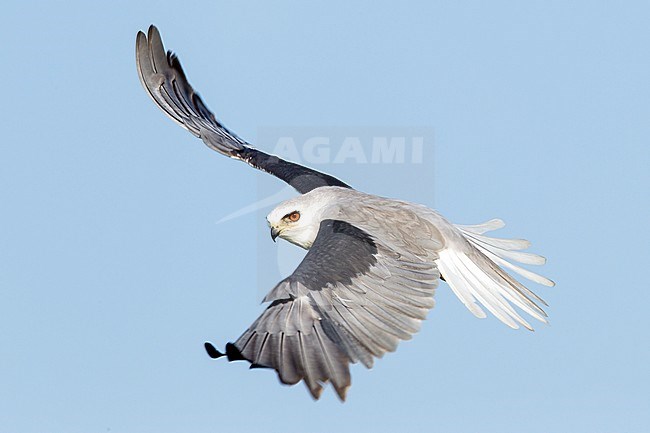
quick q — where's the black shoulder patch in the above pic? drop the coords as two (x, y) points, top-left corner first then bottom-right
(289, 219), (378, 290)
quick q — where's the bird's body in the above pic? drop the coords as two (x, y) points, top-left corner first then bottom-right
(136, 25), (554, 401)
(267, 186), (446, 249)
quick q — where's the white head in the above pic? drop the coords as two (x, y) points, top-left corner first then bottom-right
(266, 189), (338, 249)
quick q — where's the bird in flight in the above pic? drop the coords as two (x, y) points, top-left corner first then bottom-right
(135, 25), (554, 401)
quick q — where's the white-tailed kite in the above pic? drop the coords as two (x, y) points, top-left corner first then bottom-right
(136, 26), (554, 401)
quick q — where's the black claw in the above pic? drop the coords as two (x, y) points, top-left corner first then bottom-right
(204, 342), (225, 359)
(225, 342), (246, 362)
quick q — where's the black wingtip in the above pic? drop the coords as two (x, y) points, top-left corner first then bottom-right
(249, 363), (272, 370)
(225, 342), (246, 362)
(204, 342), (225, 359)
(205, 341), (249, 363)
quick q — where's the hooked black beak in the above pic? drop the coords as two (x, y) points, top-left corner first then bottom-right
(271, 227), (280, 242)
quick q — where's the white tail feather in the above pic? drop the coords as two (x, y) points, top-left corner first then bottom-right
(479, 247), (555, 287)
(462, 231), (531, 250)
(435, 219), (554, 330)
(465, 235), (546, 265)
(455, 218), (505, 234)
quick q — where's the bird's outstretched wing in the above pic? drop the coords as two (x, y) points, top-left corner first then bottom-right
(135, 25), (351, 194)
(205, 219), (439, 401)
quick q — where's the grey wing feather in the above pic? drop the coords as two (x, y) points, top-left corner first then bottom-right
(228, 219), (439, 400)
(136, 26), (247, 155)
(135, 25), (351, 194)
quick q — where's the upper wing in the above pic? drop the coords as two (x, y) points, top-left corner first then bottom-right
(205, 219), (439, 401)
(135, 25), (351, 194)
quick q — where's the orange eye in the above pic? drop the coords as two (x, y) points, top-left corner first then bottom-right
(288, 211), (300, 222)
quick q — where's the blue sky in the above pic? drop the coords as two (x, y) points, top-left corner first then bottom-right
(1, 1), (648, 432)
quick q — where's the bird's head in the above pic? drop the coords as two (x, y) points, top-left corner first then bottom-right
(266, 191), (335, 249)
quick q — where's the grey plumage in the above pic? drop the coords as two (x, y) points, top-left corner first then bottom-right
(231, 216), (439, 400)
(135, 26), (350, 194)
(137, 26), (554, 401)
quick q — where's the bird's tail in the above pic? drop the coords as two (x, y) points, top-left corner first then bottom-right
(436, 219), (554, 330)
